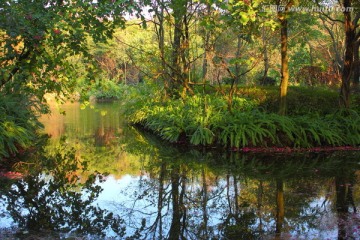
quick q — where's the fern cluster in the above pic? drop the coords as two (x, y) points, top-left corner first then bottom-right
(124, 85), (360, 148)
(0, 94), (44, 158)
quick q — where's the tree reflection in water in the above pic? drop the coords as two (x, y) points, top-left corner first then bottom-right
(0, 140), (126, 239)
(112, 139), (360, 239)
(2, 101), (360, 239)
(335, 168), (358, 240)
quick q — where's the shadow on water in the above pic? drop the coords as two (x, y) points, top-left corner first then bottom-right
(0, 101), (359, 239)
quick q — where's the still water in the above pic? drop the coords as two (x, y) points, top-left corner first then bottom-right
(1, 101), (360, 239)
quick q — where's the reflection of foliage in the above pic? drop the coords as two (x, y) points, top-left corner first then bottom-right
(121, 131), (360, 240)
(3, 142), (126, 238)
(222, 210), (258, 240)
(43, 101), (143, 178)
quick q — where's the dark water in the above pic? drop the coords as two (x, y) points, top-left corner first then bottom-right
(1, 101), (360, 239)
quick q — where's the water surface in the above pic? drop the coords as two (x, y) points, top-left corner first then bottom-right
(1, 101), (360, 239)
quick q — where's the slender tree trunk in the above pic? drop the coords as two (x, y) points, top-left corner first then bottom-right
(262, 26), (269, 81)
(278, 10), (290, 115)
(202, 39), (209, 81)
(171, 12), (183, 95)
(170, 0), (192, 98)
(180, 13), (192, 98)
(308, 42), (314, 66)
(235, 33), (242, 83)
(320, 16), (344, 79)
(153, 0), (170, 97)
(340, 0), (356, 108)
(201, 4), (211, 82)
(353, 39), (360, 89)
(275, 180), (284, 240)
(158, 0), (167, 89)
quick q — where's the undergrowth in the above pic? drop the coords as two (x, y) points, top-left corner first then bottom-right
(122, 84), (360, 149)
(0, 94), (44, 158)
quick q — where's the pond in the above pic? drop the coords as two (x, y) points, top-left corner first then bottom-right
(1, 101), (360, 239)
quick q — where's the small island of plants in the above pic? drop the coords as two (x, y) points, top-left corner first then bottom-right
(121, 84), (360, 150)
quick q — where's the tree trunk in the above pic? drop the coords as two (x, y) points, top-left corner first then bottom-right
(201, 3), (211, 82)
(171, 12), (183, 95)
(235, 33), (242, 84)
(170, 0), (191, 98)
(353, 39), (360, 89)
(278, 8), (290, 115)
(262, 26), (269, 81)
(157, 0), (167, 89)
(340, 0), (356, 108)
(180, 13), (192, 98)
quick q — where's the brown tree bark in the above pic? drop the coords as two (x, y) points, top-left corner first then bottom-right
(340, 0), (356, 108)
(262, 26), (270, 81)
(171, 9), (183, 95)
(169, 0), (193, 98)
(277, 1), (293, 115)
(353, 39), (360, 89)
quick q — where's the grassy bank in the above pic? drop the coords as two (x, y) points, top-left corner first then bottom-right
(122, 84), (360, 149)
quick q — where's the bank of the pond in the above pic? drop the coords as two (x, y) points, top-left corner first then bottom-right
(123, 85), (360, 149)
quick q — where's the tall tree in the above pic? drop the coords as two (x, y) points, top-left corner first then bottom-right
(340, 0), (358, 108)
(277, 0), (295, 115)
(316, 0), (360, 108)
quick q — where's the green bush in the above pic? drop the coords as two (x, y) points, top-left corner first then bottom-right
(85, 79), (125, 101)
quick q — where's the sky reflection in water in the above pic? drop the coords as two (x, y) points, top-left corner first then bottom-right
(1, 101), (360, 239)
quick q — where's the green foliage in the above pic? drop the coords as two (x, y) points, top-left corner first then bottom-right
(123, 85), (360, 148)
(0, 94), (43, 158)
(87, 79), (125, 100)
(0, 0), (132, 99)
(0, 1), (138, 157)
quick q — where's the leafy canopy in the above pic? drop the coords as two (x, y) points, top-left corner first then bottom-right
(0, 0), (137, 99)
